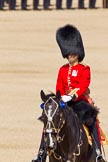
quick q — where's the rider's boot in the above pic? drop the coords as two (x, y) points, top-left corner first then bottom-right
(31, 134), (47, 162)
(91, 121), (106, 162)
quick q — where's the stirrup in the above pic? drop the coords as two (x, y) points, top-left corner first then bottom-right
(95, 148), (107, 162)
(96, 154), (106, 162)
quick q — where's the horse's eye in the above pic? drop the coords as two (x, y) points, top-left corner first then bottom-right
(42, 112), (46, 117)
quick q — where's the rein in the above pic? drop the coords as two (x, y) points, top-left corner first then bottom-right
(70, 107), (83, 155)
(63, 107), (83, 161)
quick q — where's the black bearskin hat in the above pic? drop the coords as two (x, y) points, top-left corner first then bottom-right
(56, 24), (85, 62)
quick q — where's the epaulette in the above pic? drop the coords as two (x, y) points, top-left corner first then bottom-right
(79, 62), (88, 67)
(62, 63), (69, 67)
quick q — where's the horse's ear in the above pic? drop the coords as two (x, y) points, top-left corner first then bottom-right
(40, 90), (47, 102)
(56, 90), (61, 100)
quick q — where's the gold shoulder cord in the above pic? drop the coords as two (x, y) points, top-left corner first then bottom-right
(79, 62), (87, 66)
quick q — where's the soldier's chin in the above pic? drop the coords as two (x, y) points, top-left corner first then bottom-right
(69, 60), (74, 64)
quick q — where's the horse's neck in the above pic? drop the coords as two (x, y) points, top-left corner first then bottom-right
(58, 110), (81, 158)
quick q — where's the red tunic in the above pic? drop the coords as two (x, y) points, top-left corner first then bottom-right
(56, 63), (91, 102)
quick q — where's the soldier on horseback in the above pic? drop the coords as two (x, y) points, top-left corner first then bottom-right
(31, 24), (106, 162)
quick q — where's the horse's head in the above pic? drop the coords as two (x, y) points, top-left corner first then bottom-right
(39, 90), (66, 151)
(39, 91), (94, 162)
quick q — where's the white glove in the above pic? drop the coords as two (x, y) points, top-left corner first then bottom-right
(61, 95), (72, 102)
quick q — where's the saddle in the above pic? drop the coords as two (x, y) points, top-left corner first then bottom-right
(84, 93), (108, 145)
(83, 123), (108, 145)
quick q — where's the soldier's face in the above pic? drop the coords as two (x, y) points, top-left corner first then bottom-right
(66, 54), (79, 65)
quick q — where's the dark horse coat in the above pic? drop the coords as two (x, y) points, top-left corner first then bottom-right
(39, 90), (96, 162)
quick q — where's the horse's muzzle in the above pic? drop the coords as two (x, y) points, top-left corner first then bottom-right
(44, 133), (57, 150)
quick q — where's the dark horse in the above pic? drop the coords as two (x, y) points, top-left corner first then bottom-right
(39, 90), (95, 162)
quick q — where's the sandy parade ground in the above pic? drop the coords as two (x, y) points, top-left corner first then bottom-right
(0, 0), (108, 162)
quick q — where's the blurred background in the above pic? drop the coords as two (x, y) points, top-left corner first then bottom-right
(0, 0), (108, 162)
